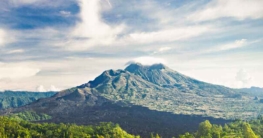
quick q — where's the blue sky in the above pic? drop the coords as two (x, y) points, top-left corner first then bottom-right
(0, 0), (263, 91)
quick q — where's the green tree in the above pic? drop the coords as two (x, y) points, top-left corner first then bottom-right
(197, 120), (212, 138)
(242, 123), (258, 138)
(179, 132), (194, 138)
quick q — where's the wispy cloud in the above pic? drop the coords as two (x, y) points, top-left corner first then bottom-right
(124, 25), (214, 44)
(59, 0), (217, 51)
(127, 56), (167, 65)
(4, 0), (75, 7)
(153, 47), (172, 54)
(67, 0), (125, 50)
(7, 49), (25, 54)
(8, 0), (39, 6)
(0, 29), (6, 46)
(0, 62), (40, 79)
(60, 11), (72, 17)
(219, 39), (247, 51)
(188, 0), (263, 21)
(235, 69), (253, 88)
(105, 0), (112, 8)
(36, 85), (60, 92)
(201, 38), (263, 54)
(0, 28), (15, 47)
(206, 39), (248, 53)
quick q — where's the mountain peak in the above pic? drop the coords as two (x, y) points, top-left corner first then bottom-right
(149, 63), (167, 70)
(125, 63), (167, 72)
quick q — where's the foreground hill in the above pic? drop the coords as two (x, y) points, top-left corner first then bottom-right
(0, 91), (56, 110)
(1, 63), (262, 136)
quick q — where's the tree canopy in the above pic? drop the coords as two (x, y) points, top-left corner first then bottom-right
(0, 116), (139, 138)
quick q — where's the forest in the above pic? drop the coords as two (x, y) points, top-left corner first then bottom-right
(0, 116), (139, 138)
(1, 115), (263, 138)
(179, 119), (259, 138)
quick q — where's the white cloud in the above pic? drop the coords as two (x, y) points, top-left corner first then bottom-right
(36, 85), (46, 92)
(0, 29), (7, 46)
(152, 47), (172, 54)
(8, 0), (38, 5)
(0, 63), (40, 79)
(128, 56), (167, 65)
(36, 85), (60, 92)
(6, 0), (69, 7)
(203, 39), (248, 53)
(189, 0), (263, 21)
(105, 0), (112, 8)
(60, 11), (71, 17)
(0, 28), (18, 47)
(158, 47), (171, 52)
(49, 85), (60, 91)
(63, 0), (213, 51)
(219, 39), (247, 50)
(125, 25), (214, 44)
(235, 69), (253, 88)
(136, 0), (176, 25)
(69, 0), (125, 50)
(7, 49), (25, 54)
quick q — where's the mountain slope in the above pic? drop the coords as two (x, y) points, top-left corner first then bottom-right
(77, 63), (260, 119)
(125, 63), (236, 96)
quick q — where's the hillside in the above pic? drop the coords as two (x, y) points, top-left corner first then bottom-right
(237, 87), (263, 97)
(0, 91), (57, 110)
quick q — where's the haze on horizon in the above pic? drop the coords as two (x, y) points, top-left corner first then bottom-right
(0, 0), (263, 92)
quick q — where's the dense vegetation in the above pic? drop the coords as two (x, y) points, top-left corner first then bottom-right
(8, 111), (52, 121)
(179, 116), (263, 138)
(0, 91), (56, 109)
(0, 116), (139, 138)
(2, 116), (263, 138)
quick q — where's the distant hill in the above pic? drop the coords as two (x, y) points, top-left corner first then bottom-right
(1, 63), (262, 137)
(237, 87), (263, 97)
(0, 91), (57, 110)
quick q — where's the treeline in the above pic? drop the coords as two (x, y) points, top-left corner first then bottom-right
(0, 116), (139, 138)
(8, 111), (52, 121)
(179, 117), (263, 138)
(2, 116), (263, 138)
